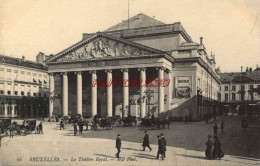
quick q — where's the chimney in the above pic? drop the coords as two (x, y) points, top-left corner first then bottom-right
(241, 66), (243, 73)
(200, 37), (203, 44)
(249, 68), (252, 72)
(22, 56), (25, 61)
(138, 13), (141, 20)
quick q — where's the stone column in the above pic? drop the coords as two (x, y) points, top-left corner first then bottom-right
(11, 104), (15, 117)
(106, 70), (113, 117)
(76, 72), (82, 116)
(49, 73), (54, 117)
(62, 72), (68, 116)
(90, 71), (97, 117)
(138, 68), (146, 118)
(167, 69), (173, 111)
(157, 67), (165, 116)
(4, 104), (8, 117)
(121, 69), (129, 117)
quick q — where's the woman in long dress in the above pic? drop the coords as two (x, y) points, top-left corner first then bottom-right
(205, 135), (213, 159)
(212, 136), (225, 160)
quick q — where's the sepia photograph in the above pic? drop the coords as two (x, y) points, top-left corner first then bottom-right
(0, 0), (260, 165)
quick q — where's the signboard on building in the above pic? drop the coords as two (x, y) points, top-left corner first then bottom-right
(175, 76), (192, 98)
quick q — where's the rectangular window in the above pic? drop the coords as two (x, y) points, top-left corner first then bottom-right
(0, 83), (4, 94)
(26, 72), (31, 82)
(6, 69), (12, 81)
(225, 93), (228, 101)
(33, 93), (36, 97)
(14, 91), (18, 95)
(241, 85), (245, 90)
(241, 93), (244, 101)
(20, 71), (25, 81)
(13, 70), (18, 80)
(27, 92), (31, 96)
(232, 86), (236, 91)
(232, 93), (236, 101)
(0, 68), (5, 80)
(225, 86), (228, 91)
(7, 91), (11, 95)
(21, 92), (24, 96)
(250, 93), (254, 101)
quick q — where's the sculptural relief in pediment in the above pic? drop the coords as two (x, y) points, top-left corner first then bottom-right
(57, 37), (151, 61)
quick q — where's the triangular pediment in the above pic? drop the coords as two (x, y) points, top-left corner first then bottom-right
(47, 33), (163, 63)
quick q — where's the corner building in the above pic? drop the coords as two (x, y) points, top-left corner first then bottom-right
(46, 13), (221, 120)
(0, 55), (49, 118)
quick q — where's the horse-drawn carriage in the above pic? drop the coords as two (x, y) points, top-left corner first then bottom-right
(138, 117), (170, 130)
(91, 117), (113, 130)
(0, 118), (11, 134)
(121, 116), (137, 126)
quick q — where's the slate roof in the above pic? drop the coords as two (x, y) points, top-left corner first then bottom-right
(220, 68), (260, 83)
(105, 13), (165, 31)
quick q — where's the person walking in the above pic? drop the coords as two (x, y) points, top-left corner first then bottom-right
(73, 122), (77, 136)
(142, 130), (152, 151)
(212, 136), (224, 160)
(60, 120), (65, 130)
(9, 124), (15, 138)
(213, 123), (218, 137)
(115, 134), (121, 158)
(85, 120), (89, 131)
(161, 133), (167, 158)
(78, 119), (83, 134)
(205, 135), (213, 160)
(156, 135), (165, 160)
(220, 121), (224, 133)
(38, 122), (43, 134)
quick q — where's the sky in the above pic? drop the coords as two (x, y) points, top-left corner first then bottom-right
(0, 0), (259, 73)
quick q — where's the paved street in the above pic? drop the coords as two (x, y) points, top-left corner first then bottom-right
(0, 116), (260, 166)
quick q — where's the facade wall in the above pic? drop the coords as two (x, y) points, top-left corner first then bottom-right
(0, 61), (49, 118)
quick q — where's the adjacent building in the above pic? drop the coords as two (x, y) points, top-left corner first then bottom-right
(0, 55), (49, 118)
(220, 67), (260, 115)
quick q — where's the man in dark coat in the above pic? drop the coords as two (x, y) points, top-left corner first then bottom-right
(9, 124), (15, 138)
(220, 121), (224, 133)
(115, 134), (121, 158)
(73, 122), (77, 136)
(60, 120), (65, 130)
(156, 135), (165, 160)
(38, 122), (43, 134)
(160, 133), (167, 158)
(78, 119), (83, 134)
(213, 123), (218, 137)
(142, 130), (152, 151)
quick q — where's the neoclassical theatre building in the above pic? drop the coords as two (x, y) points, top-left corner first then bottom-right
(46, 13), (221, 120)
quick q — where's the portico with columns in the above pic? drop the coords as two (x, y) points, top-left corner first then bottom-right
(46, 33), (173, 118)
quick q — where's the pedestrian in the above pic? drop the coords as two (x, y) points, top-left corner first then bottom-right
(185, 114), (188, 124)
(213, 123), (218, 137)
(142, 130), (152, 151)
(73, 122), (77, 136)
(156, 135), (165, 160)
(60, 120), (65, 130)
(9, 124), (15, 138)
(0, 134), (1, 147)
(220, 121), (224, 133)
(78, 119), (83, 134)
(38, 122), (43, 134)
(205, 135), (213, 160)
(212, 136), (224, 160)
(115, 134), (121, 158)
(85, 120), (89, 131)
(161, 133), (167, 158)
